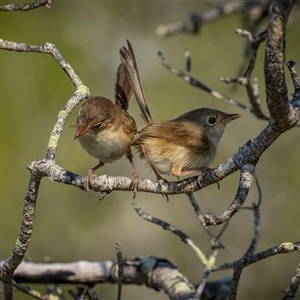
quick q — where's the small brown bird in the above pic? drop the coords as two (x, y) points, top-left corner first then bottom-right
(74, 62), (139, 195)
(120, 41), (241, 186)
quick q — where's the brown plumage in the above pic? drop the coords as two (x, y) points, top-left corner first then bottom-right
(74, 63), (139, 196)
(120, 40), (241, 185)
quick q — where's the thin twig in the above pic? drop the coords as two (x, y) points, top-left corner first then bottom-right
(194, 247), (220, 300)
(0, 0), (53, 11)
(184, 192), (225, 248)
(156, 2), (246, 37)
(69, 289), (80, 300)
(12, 281), (48, 300)
(240, 172), (262, 257)
(286, 60), (300, 91)
(132, 203), (209, 266)
(236, 29), (267, 79)
(240, 205), (261, 259)
(158, 50), (254, 115)
(221, 29), (269, 120)
(91, 292), (99, 300)
(115, 243), (123, 300)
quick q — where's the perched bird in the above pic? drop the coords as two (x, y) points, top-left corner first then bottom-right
(119, 40), (241, 186)
(74, 62), (139, 195)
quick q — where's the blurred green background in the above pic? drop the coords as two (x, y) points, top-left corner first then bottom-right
(1, 2), (300, 299)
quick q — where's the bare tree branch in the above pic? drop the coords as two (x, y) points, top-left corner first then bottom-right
(4, 258), (237, 299)
(0, 39), (89, 300)
(0, 174), (41, 300)
(46, 85), (90, 161)
(202, 164), (255, 226)
(158, 50), (253, 115)
(194, 247), (220, 300)
(69, 286), (91, 300)
(265, 0), (295, 130)
(0, 0), (53, 11)
(286, 60), (300, 90)
(184, 192), (225, 247)
(115, 243), (123, 300)
(221, 29), (269, 120)
(1, 0), (300, 299)
(226, 242), (300, 299)
(12, 281), (48, 300)
(283, 262), (300, 299)
(239, 173), (262, 258)
(132, 203), (209, 266)
(7, 258), (196, 299)
(242, 205), (261, 258)
(24, 110), (294, 200)
(156, 2), (247, 37)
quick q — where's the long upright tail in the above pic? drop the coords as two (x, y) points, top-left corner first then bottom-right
(114, 63), (134, 112)
(120, 40), (153, 124)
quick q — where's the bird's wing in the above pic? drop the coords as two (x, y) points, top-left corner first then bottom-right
(115, 63), (133, 112)
(119, 40), (153, 123)
(134, 121), (211, 153)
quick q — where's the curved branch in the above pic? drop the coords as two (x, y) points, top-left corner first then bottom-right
(184, 192), (225, 245)
(132, 203), (208, 266)
(45, 85), (90, 161)
(202, 164), (255, 226)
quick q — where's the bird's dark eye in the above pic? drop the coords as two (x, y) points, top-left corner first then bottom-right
(208, 117), (216, 124)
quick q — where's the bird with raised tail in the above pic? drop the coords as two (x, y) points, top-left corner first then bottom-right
(119, 40), (241, 186)
(74, 62), (139, 196)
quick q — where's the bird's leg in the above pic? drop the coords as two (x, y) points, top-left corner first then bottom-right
(151, 164), (168, 186)
(197, 166), (220, 189)
(85, 161), (104, 195)
(148, 164), (168, 201)
(154, 171), (169, 202)
(140, 145), (169, 201)
(126, 149), (139, 199)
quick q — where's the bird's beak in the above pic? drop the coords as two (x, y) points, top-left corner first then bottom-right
(223, 113), (241, 124)
(74, 126), (88, 139)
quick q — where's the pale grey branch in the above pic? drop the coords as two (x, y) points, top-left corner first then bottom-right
(0, 38), (88, 300)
